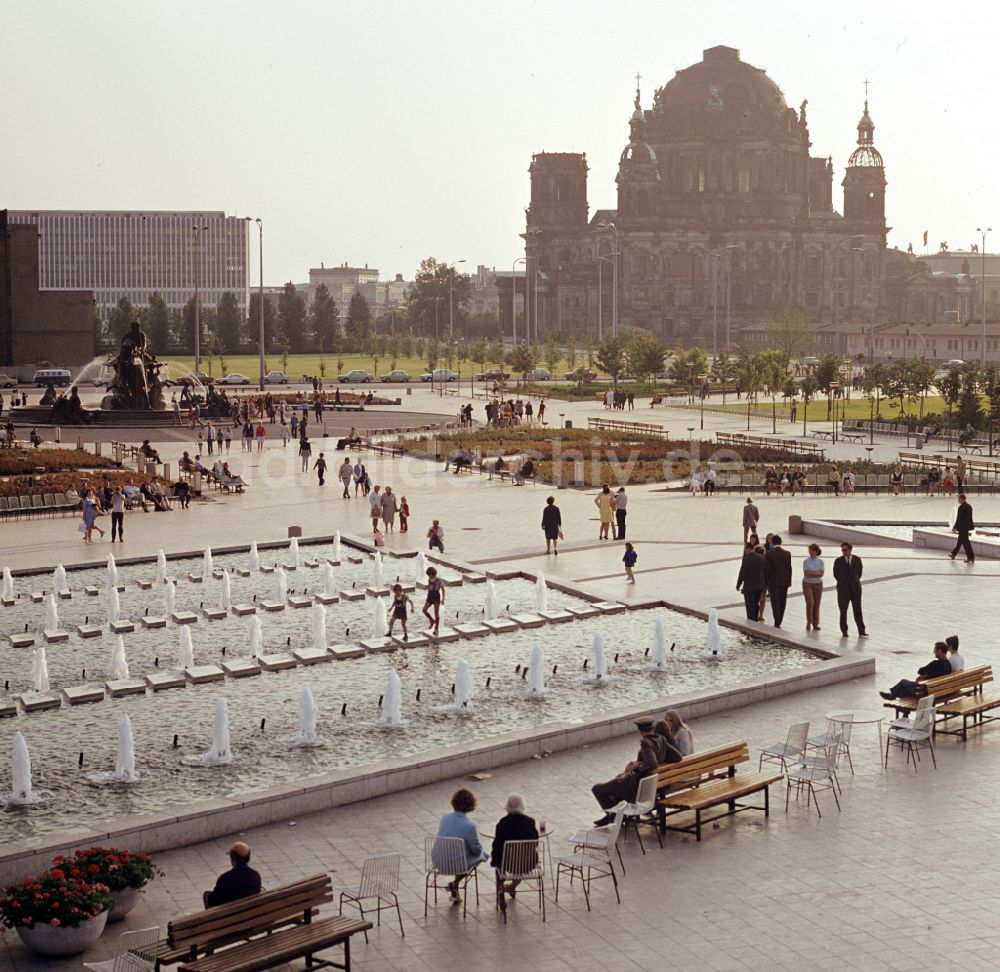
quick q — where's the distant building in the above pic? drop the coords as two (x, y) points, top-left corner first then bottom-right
(0, 211), (94, 370)
(307, 263), (408, 327)
(6, 210), (249, 320)
(468, 265), (502, 315)
(503, 45), (968, 350)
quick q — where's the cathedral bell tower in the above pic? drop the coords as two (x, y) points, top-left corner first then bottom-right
(842, 88), (886, 227)
(616, 74), (660, 224)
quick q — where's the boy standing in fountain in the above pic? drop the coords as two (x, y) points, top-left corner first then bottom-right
(423, 566), (445, 635)
(388, 583), (414, 641)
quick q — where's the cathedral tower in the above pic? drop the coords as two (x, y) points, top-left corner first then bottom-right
(842, 91), (887, 228)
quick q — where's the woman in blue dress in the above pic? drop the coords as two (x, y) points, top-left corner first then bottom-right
(82, 488), (104, 542)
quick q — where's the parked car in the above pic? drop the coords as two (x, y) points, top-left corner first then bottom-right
(0, 375), (18, 388)
(530, 368), (552, 381)
(943, 359), (965, 367)
(379, 370), (411, 383)
(264, 371), (289, 384)
(564, 367), (598, 382)
(217, 373), (252, 385)
(420, 369), (459, 382)
(337, 369), (374, 383)
(474, 369), (510, 381)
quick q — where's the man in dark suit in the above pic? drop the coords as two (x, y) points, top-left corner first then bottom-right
(203, 842), (262, 908)
(949, 493), (976, 563)
(833, 542), (867, 637)
(764, 535), (793, 627)
(736, 543), (767, 621)
(592, 719), (680, 825)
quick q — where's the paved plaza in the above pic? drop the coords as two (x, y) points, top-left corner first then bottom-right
(2, 388), (999, 971)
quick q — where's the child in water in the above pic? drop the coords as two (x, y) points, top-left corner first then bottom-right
(623, 542), (637, 583)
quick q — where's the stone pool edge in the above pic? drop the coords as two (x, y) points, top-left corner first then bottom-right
(0, 653), (873, 884)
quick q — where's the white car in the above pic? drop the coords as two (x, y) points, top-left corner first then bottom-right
(420, 369), (459, 382)
(337, 370), (374, 383)
(264, 371), (289, 384)
(217, 373), (251, 385)
(0, 375), (18, 388)
(379, 370), (411, 383)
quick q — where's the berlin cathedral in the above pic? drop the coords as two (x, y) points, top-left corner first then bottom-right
(511, 45), (973, 353)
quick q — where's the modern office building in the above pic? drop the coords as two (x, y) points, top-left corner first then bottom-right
(6, 210), (249, 321)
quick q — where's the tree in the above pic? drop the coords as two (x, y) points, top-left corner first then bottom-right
(310, 283), (339, 354)
(277, 282), (308, 353)
(168, 308), (184, 349)
(761, 356), (787, 433)
(957, 363), (983, 427)
(980, 366), (1000, 450)
(331, 328), (345, 373)
(370, 335), (386, 376)
(488, 338), (505, 372)
(860, 363), (886, 426)
(247, 292), (276, 353)
(882, 360), (909, 416)
(472, 339), (489, 376)
(735, 351), (764, 431)
(767, 309), (814, 362)
(180, 298), (215, 356)
(596, 336), (626, 386)
(141, 292), (171, 354)
(108, 296), (138, 347)
(510, 344), (535, 380)
(669, 347), (708, 401)
(935, 366), (962, 417)
(542, 330), (560, 375)
(713, 351), (735, 405)
(388, 334), (401, 370)
(214, 291), (242, 354)
(404, 257), (473, 337)
(799, 373), (819, 436)
(426, 338), (440, 373)
(904, 358), (936, 419)
(814, 354), (842, 417)
(564, 328), (578, 371)
(626, 330), (666, 387)
(345, 290), (372, 347)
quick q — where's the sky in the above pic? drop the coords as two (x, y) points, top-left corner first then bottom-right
(4, 0), (999, 285)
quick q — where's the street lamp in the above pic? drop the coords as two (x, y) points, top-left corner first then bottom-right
(246, 218), (264, 391)
(597, 254), (614, 343)
(511, 257), (525, 345)
(697, 373), (708, 429)
(724, 244), (739, 350)
(448, 259), (466, 341)
(598, 221), (619, 337)
(977, 227), (991, 366)
(830, 381), (840, 443)
(710, 253), (721, 357)
(192, 223), (209, 374)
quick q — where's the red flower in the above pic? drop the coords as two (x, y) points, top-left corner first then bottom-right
(50, 918), (61, 927)
(49, 869), (65, 881)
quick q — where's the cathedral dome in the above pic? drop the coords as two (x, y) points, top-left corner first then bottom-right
(650, 45), (793, 136)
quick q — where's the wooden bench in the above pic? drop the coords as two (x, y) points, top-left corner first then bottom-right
(655, 741), (783, 841)
(841, 431), (866, 443)
(650, 395), (663, 407)
(936, 687), (1000, 739)
(883, 665), (993, 723)
(155, 874), (370, 972)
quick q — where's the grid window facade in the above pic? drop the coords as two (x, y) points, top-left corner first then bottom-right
(7, 210), (248, 320)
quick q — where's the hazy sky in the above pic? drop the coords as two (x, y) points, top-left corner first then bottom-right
(5, 1), (999, 284)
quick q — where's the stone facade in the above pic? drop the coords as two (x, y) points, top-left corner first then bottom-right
(515, 45), (971, 349)
(0, 212), (94, 371)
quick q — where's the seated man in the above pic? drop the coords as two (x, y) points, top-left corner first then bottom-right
(140, 439), (162, 463)
(346, 426), (362, 445)
(203, 842), (262, 909)
(193, 455), (210, 475)
(591, 718), (681, 826)
(173, 480), (191, 508)
(148, 478), (171, 512)
(29, 428), (42, 448)
(512, 458), (534, 486)
(880, 642), (953, 700)
(122, 481), (145, 511)
(179, 451), (195, 472)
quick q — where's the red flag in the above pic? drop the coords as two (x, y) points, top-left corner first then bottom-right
(923, 230), (928, 246)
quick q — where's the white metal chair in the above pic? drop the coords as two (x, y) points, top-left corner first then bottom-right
(617, 773), (662, 853)
(890, 694), (934, 730)
(335, 852), (404, 941)
(424, 835), (480, 918)
(496, 838), (545, 923)
(83, 926), (160, 972)
(807, 715), (854, 778)
(785, 746), (841, 818)
(555, 805), (624, 911)
(759, 721), (809, 771)
(886, 702), (937, 772)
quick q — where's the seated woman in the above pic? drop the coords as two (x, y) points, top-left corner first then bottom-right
(763, 466), (778, 495)
(658, 709), (694, 756)
(433, 788), (489, 905)
(64, 485), (82, 508)
(841, 469), (856, 495)
(346, 426), (362, 445)
(826, 464), (841, 496)
(122, 481), (145, 511)
(512, 458), (534, 486)
(942, 466), (955, 495)
(490, 793), (539, 909)
(890, 464), (904, 496)
(926, 467), (941, 496)
(148, 478), (171, 512)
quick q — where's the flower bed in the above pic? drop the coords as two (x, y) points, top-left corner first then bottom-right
(57, 847), (161, 893)
(0, 448), (119, 476)
(0, 470), (147, 499)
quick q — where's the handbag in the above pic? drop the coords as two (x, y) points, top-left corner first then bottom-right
(78, 522), (86, 533)
(558, 528), (564, 540)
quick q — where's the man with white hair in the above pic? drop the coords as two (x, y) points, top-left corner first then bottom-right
(490, 793), (539, 910)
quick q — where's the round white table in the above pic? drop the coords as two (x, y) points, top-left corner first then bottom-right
(826, 710), (884, 767)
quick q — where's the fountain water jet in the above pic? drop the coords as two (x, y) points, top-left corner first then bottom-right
(372, 597), (388, 639)
(53, 564), (67, 594)
(30, 645), (50, 693)
(106, 553), (119, 589)
(372, 551), (384, 589)
(311, 603), (327, 650)
(178, 627), (195, 670)
(44, 593), (59, 634)
(699, 608), (726, 660)
(3, 732), (44, 805)
(581, 633), (610, 685)
(283, 686), (325, 747)
(376, 670), (406, 727)
(107, 584), (121, 625)
(289, 537), (301, 570)
(248, 615), (264, 659)
(323, 563), (336, 595)
(275, 567), (287, 604)
(156, 550), (168, 585)
(164, 579), (177, 618)
(1, 566), (14, 601)
(219, 572), (232, 612)
(184, 698), (236, 765)
(533, 574), (548, 612)
(90, 713), (141, 784)
(202, 547), (214, 582)
(650, 616), (668, 670)
(414, 551), (427, 585)
(109, 635), (129, 680)
(484, 580), (499, 620)
(527, 642), (548, 696)
(249, 542), (260, 573)
(332, 531), (341, 564)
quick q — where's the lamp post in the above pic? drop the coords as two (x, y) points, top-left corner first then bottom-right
(977, 227), (991, 366)
(598, 221), (619, 337)
(710, 253), (720, 357)
(830, 381), (840, 443)
(254, 219), (264, 390)
(697, 373), (708, 430)
(192, 223), (208, 374)
(448, 259), (466, 341)
(597, 254), (614, 343)
(724, 244), (739, 350)
(511, 257), (525, 346)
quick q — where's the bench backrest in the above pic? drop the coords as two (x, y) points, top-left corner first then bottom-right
(167, 873), (332, 955)
(656, 740), (749, 792)
(920, 665), (992, 699)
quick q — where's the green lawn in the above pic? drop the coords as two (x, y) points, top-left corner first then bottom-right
(708, 394), (956, 423)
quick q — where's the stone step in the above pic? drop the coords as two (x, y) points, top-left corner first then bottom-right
(62, 686), (103, 706)
(145, 672), (187, 691)
(106, 678), (147, 698)
(222, 659), (261, 678)
(185, 665), (225, 684)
